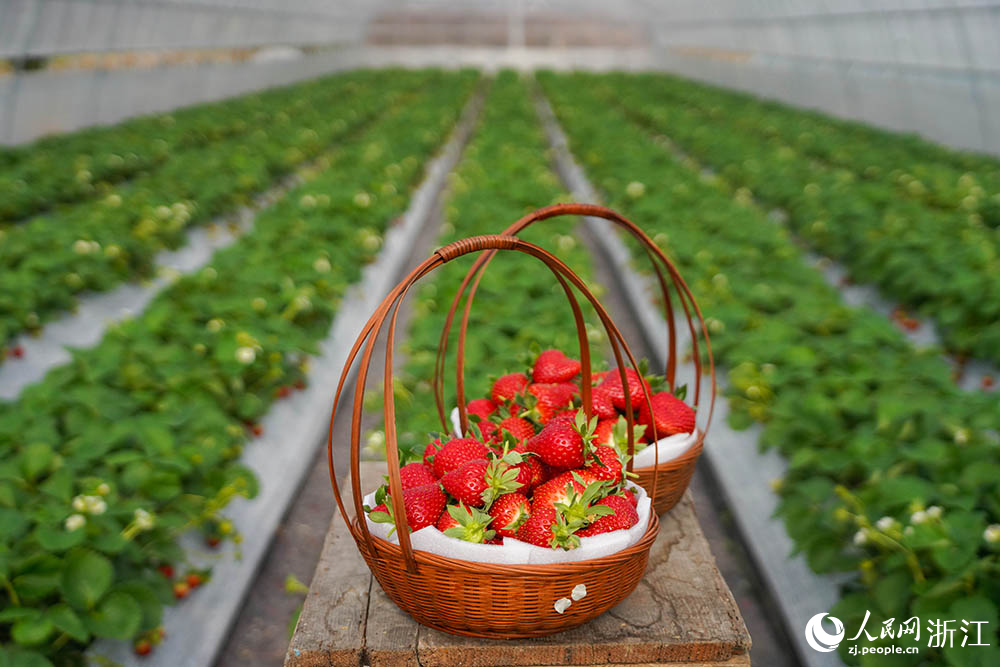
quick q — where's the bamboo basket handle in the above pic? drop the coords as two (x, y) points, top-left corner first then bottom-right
(433, 203), (716, 444)
(328, 234), (655, 572)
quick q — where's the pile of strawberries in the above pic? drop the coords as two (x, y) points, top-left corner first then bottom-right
(365, 349), (696, 550)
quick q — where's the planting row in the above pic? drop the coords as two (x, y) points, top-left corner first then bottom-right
(389, 71), (604, 463)
(0, 69), (426, 363)
(539, 72), (1000, 666)
(627, 72), (1000, 225)
(0, 74), (363, 224)
(0, 70), (476, 666)
(580, 72), (1000, 366)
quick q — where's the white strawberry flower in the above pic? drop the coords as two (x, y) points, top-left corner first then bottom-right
(155, 205), (172, 220)
(236, 346), (256, 365)
(876, 516), (895, 532)
(207, 318), (225, 332)
(954, 428), (970, 445)
(910, 510), (928, 525)
(73, 240), (93, 255)
(96, 483), (111, 496)
(85, 496), (107, 515)
(625, 181), (646, 198)
(134, 509), (155, 531)
(65, 514), (86, 532)
(72, 495), (87, 512)
(985, 524), (1000, 544)
(853, 529), (868, 546)
(926, 505), (942, 519)
(313, 257), (331, 273)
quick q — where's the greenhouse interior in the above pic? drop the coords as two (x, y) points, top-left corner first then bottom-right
(1, 1), (999, 666)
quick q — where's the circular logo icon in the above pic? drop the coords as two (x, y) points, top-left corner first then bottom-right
(805, 613), (845, 652)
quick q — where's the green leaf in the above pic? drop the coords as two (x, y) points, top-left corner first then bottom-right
(45, 604), (89, 643)
(86, 591), (142, 639)
(11, 616), (54, 646)
(61, 549), (113, 610)
(6, 649), (54, 667)
(20, 443), (54, 482)
(33, 523), (85, 551)
(115, 582), (163, 631)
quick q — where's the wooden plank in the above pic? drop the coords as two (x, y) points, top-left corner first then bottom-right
(414, 493), (749, 667)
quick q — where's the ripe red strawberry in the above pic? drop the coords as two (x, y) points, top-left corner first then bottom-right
(638, 392), (696, 440)
(495, 415), (535, 444)
(422, 438), (444, 468)
(600, 368), (651, 412)
(205, 536), (221, 548)
(590, 370), (609, 384)
(11, 345), (24, 359)
(368, 483), (447, 532)
(275, 385), (292, 399)
(527, 419), (586, 469)
(135, 639), (153, 656)
(432, 438), (489, 479)
(585, 445), (624, 484)
(173, 582), (190, 599)
(488, 492), (531, 538)
(532, 349), (581, 383)
(436, 503), (495, 543)
(527, 383), (577, 424)
(186, 573), (203, 588)
(250, 423), (263, 437)
(512, 454), (546, 491)
(530, 471), (585, 510)
(576, 494), (639, 536)
(399, 462), (436, 489)
(294, 379), (307, 390)
(593, 419), (616, 446)
(466, 398), (497, 421)
(587, 384), (619, 420)
(622, 488), (637, 507)
(157, 564), (174, 579)
(983, 375), (996, 389)
(476, 420), (498, 443)
(441, 459), (489, 506)
(491, 372), (529, 405)
(486, 536), (504, 545)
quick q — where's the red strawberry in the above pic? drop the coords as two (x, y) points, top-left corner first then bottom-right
(401, 483), (446, 531)
(486, 536), (504, 545)
(11, 345), (24, 359)
(527, 419), (586, 469)
(432, 438), (489, 479)
(593, 419), (616, 446)
(576, 494), (639, 536)
(590, 370), (609, 384)
(512, 454), (546, 492)
(530, 471), (585, 511)
(622, 488), (637, 507)
(422, 438), (444, 467)
(294, 379), (307, 390)
(466, 398), (496, 421)
(488, 492), (531, 538)
(250, 423), (263, 437)
(494, 416), (535, 445)
(588, 384), (619, 420)
(527, 383), (577, 424)
(638, 392), (696, 440)
(532, 349), (582, 383)
(600, 368), (651, 412)
(983, 375), (995, 389)
(399, 462), (436, 489)
(173, 582), (190, 599)
(515, 506), (577, 549)
(186, 573), (203, 588)
(275, 385), (292, 399)
(491, 373), (529, 405)
(585, 445), (624, 484)
(436, 503), (495, 543)
(441, 459), (489, 506)
(157, 564), (174, 579)
(476, 420), (498, 443)
(369, 483), (447, 532)
(135, 639), (153, 656)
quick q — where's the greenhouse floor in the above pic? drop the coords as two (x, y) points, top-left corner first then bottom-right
(215, 210), (799, 667)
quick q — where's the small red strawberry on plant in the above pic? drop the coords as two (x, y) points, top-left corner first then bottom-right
(275, 385), (292, 399)
(576, 494), (639, 536)
(157, 564), (174, 579)
(436, 503), (496, 543)
(532, 349), (582, 384)
(134, 639), (153, 657)
(398, 462), (436, 489)
(431, 438), (490, 479)
(488, 492), (531, 538)
(11, 345), (24, 359)
(172, 581), (190, 599)
(491, 372), (529, 406)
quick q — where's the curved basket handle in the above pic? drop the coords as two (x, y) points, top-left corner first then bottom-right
(434, 203), (717, 461)
(328, 234), (655, 573)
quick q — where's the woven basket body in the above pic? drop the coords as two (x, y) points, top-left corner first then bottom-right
(435, 203), (717, 515)
(355, 512), (658, 637)
(328, 209), (714, 639)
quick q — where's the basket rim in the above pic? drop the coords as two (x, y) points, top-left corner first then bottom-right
(351, 510), (660, 575)
(632, 431), (705, 472)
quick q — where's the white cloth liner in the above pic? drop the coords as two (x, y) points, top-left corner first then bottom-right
(448, 406), (698, 467)
(362, 481), (651, 565)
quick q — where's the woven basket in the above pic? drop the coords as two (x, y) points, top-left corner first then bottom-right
(433, 203), (717, 516)
(327, 233), (666, 637)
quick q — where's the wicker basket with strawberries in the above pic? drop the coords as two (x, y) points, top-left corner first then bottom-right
(328, 231), (704, 637)
(434, 203), (716, 515)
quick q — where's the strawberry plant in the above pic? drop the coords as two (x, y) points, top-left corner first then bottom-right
(0, 69), (431, 362)
(541, 71), (1000, 666)
(0, 69), (477, 665)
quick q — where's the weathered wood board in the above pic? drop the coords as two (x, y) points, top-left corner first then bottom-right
(286, 462), (750, 666)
